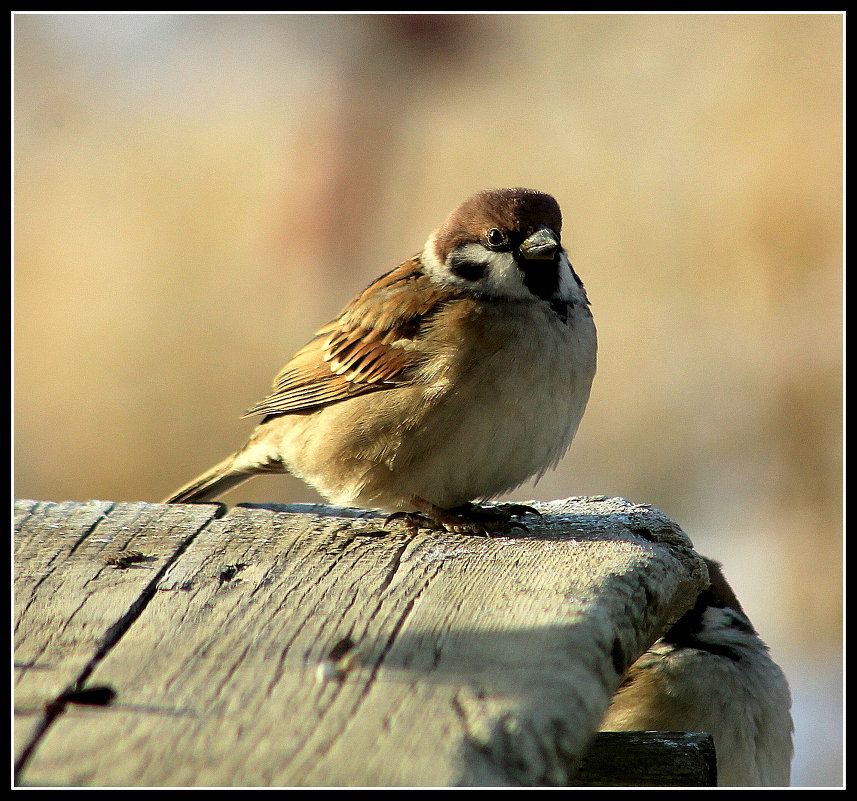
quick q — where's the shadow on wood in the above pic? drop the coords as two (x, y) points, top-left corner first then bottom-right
(14, 496), (711, 787)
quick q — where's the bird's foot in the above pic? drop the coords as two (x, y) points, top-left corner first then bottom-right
(386, 501), (540, 536)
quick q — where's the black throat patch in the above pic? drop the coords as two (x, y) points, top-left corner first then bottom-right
(519, 257), (560, 301)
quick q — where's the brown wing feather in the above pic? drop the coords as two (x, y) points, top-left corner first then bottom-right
(242, 256), (453, 418)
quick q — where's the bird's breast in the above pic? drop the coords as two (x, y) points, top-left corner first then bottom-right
(394, 299), (597, 506)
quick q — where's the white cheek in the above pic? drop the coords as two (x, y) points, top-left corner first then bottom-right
(427, 242), (530, 300)
(460, 244), (533, 299)
(424, 237), (580, 303)
(420, 234), (445, 274)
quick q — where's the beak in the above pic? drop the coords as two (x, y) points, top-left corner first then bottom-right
(519, 226), (560, 260)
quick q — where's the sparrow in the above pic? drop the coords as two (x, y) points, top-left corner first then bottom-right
(163, 188), (597, 534)
(601, 558), (794, 787)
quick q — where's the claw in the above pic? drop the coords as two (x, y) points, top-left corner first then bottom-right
(385, 511), (442, 534)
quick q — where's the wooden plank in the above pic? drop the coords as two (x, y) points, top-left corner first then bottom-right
(13, 500), (222, 770)
(572, 731), (717, 786)
(14, 497), (708, 787)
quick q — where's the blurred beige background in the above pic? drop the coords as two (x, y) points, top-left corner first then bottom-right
(14, 13), (842, 786)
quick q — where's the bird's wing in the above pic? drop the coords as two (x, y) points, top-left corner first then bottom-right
(243, 256), (455, 417)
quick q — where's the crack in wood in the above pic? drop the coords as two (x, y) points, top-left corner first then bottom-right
(14, 498), (716, 787)
(14, 503), (222, 785)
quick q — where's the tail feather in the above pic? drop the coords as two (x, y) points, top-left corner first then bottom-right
(163, 453), (254, 504)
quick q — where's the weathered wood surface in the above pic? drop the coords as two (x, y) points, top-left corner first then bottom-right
(14, 496), (709, 787)
(571, 731), (716, 787)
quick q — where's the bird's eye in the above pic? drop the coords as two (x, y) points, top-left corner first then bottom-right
(485, 228), (508, 249)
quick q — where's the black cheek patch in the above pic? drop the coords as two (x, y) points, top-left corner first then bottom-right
(448, 253), (487, 281)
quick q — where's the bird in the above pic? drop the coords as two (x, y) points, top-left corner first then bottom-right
(163, 188), (597, 534)
(601, 557), (794, 787)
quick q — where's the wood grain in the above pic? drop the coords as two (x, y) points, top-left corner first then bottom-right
(14, 500), (222, 767)
(14, 497), (709, 787)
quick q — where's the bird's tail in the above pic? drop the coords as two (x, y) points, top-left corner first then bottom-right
(163, 452), (255, 504)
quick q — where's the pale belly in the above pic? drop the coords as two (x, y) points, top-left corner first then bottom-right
(264, 300), (596, 512)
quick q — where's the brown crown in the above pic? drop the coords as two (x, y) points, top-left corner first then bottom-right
(431, 188), (562, 260)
